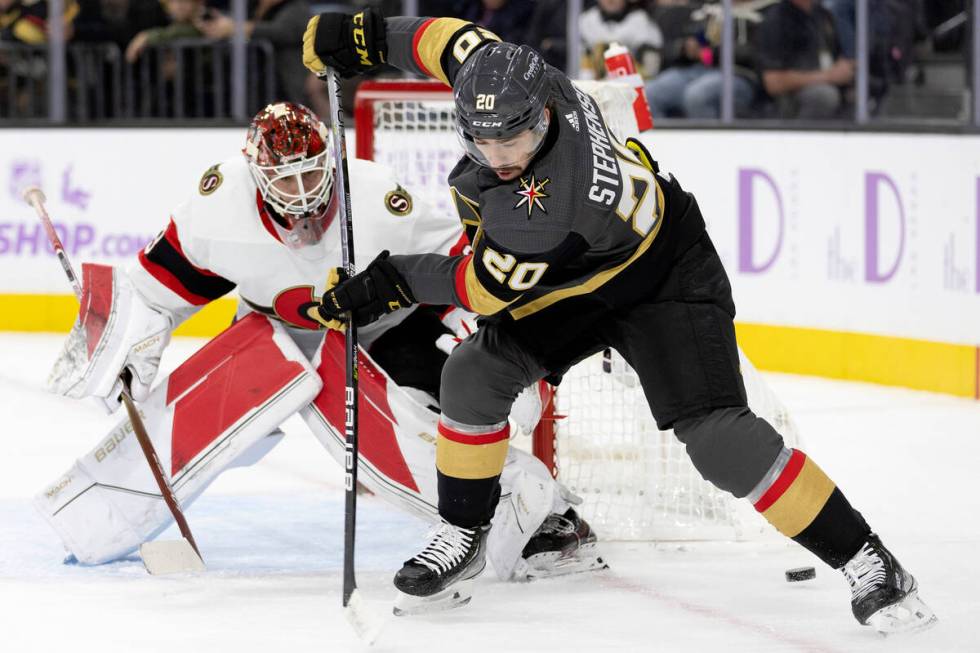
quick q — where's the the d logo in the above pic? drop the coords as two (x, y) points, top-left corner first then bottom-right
(738, 168), (784, 274)
(864, 172), (905, 284)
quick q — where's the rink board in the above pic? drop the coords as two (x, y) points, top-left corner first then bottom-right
(1, 127), (977, 397)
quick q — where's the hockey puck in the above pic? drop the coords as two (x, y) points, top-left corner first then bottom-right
(785, 566), (816, 582)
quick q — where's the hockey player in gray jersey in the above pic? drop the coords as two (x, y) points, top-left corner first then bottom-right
(302, 10), (936, 633)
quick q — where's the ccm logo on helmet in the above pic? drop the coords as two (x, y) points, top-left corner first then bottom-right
(472, 120), (503, 128)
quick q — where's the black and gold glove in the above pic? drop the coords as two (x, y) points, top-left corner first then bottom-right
(303, 8), (387, 78)
(317, 251), (416, 327)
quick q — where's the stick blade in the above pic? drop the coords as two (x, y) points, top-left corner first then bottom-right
(344, 589), (384, 645)
(140, 540), (206, 575)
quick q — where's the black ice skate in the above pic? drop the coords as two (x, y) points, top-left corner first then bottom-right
(841, 534), (937, 635)
(520, 508), (608, 580)
(393, 521), (489, 616)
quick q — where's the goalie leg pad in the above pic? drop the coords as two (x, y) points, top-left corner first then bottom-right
(35, 314), (322, 565)
(487, 456), (555, 580)
(302, 331), (562, 576)
(301, 331), (441, 522)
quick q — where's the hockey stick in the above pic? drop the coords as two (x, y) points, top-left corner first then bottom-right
(324, 69), (383, 644)
(22, 187), (205, 575)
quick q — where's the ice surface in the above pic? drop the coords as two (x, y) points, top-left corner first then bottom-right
(1, 333), (977, 652)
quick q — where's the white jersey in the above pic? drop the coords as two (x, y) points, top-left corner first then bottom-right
(129, 156), (465, 343)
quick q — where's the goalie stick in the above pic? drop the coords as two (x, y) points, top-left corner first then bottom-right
(324, 68), (383, 644)
(23, 186), (205, 575)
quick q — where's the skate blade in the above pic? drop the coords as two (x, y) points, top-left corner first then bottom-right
(525, 543), (609, 580)
(393, 578), (475, 617)
(867, 591), (938, 636)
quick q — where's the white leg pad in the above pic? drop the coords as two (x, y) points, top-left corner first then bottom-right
(488, 456), (556, 581)
(35, 314), (322, 564)
(302, 331), (560, 574)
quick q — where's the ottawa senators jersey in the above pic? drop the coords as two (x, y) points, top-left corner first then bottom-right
(383, 17), (707, 328)
(129, 156), (465, 336)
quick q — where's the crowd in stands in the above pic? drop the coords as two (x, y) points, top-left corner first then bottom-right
(0, 0), (971, 121)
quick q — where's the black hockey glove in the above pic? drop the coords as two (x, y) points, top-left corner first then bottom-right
(317, 251), (416, 327)
(302, 8), (387, 78)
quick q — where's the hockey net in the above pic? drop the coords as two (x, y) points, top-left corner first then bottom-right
(354, 79), (801, 541)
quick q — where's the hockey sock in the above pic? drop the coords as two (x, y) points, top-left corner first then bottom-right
(751, 448), (871, 568)
(435, 418), (509, 528)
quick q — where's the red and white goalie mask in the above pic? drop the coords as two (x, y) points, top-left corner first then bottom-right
(243, 102), (337, 249)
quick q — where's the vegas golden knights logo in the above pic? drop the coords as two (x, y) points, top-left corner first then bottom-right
(513, 175), (550, 219)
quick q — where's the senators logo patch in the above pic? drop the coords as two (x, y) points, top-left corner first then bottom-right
(271, 285), (341, 331)
(199, 165), (223, 196)
(384, 187), (413, 216)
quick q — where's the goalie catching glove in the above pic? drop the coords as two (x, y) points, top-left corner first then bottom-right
(48, 263), (171, 411)
(317, 250), (416, 327)
(302, 8), (387, 78)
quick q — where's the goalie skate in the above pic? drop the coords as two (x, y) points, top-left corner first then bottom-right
(519, 508), (608, 580)
(842, 534), (937, 636)
(393, 521), (489, 617)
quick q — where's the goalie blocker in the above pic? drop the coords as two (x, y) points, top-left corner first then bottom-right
(38, 309), (584, 579)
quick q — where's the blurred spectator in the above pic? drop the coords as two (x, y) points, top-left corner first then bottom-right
(579, 0), (662, 80)
(824, 0), (924, 85)
(447, 0), (533, 44)
(1, 0), (79, 43)
(70, 0), (169, 47)
(126, 0), (203, 63)
(644, 0), (762, 119)
(194, 0), (311, 106)
(756, 0), (852, 119)
(524, 0), (567, 70)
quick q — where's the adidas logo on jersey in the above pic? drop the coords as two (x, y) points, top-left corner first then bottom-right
(565, 112), (580, 132)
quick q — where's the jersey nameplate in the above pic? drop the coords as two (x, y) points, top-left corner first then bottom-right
(574, 87), (619, 208)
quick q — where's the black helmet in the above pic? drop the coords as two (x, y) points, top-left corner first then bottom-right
(454, 42), (551, 169)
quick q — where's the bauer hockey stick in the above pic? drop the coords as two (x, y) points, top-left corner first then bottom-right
(23, 187), (205, 575)
(324, 69), (383, 644)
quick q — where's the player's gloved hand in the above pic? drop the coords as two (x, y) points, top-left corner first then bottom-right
(317, 251), (416, 327)
(303, 8), (387, 78)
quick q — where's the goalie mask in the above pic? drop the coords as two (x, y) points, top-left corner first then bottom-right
(244, 102), (336, 249)
(454, 43), (551, 173)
